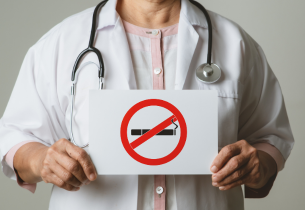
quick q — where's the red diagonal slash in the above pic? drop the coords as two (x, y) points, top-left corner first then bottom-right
(130, 115), (177, 149)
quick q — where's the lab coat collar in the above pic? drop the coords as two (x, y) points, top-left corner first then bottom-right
(97, 0), (119, 30)
(97, 0), (208, 30)
(180, 0), (208, 29)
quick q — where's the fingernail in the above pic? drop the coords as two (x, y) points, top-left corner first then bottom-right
(84, 179), (91, 185)
(213, 176), (219, 182)
(89, 174), (96, 180)
(219, 186), (225, 190)
(211, 166), (218, 173)
(72, 187), (80, 191)
(212, 182), (218, 187)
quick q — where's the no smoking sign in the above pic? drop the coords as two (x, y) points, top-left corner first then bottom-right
(120, 99), (187, 166)
(90, 90), (218, 175)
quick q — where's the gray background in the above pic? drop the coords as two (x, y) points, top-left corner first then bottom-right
(0, 0), (304, 209)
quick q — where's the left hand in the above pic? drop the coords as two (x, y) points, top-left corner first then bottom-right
(210, 140), (277, 190)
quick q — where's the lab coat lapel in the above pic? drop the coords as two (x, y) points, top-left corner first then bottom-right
(108, 17), (137, 90)
(175, 14), (199, 90)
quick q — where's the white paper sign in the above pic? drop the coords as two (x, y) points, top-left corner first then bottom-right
(89, 90), (218, 175)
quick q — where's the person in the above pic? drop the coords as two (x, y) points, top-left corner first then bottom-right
(0, 0), (294, 209)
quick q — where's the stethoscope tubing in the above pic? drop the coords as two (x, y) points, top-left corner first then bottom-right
(189, 0), (213, 65)
(71, 0), (108, 83)
(70, 62), (101, 148)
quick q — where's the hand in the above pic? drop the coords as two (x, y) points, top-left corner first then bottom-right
(38, 139), (97, 191)
(210, 140), (276, 190)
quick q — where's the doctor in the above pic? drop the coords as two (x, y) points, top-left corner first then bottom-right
(0, 0), (294, 209)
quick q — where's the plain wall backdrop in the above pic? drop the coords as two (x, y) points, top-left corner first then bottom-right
(0, 0), (304, 209)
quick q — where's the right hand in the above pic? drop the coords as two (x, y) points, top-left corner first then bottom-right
(39, 138), (97, 191)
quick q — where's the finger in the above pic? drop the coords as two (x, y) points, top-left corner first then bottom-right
(213, 164), (251, 187)
(64, 141), (97, 181)
(55, 151), (88, 184)
(40, 165), (54, 183)
(41, 168), (80, 192)
(48, 158), (82, 187)
(218, 176), (251, 191)
(210, 143), (242, 173)
(50, 173), (80, 191)
(212, 154), (250, 183)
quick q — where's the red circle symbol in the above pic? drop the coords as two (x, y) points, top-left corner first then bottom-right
(120, 99), (187, 166)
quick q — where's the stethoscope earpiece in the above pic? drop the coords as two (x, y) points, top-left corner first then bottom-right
(196, 63), (221, 83)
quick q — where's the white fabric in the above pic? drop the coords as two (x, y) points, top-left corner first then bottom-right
(0, 0), (294, 209)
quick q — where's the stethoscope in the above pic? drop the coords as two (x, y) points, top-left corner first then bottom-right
(69, 0), (221, 148)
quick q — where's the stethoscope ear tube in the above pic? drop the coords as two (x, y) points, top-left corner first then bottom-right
(69, 62), (101, 148)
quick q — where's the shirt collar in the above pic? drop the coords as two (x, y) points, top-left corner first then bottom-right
(97, 0), (208, 30)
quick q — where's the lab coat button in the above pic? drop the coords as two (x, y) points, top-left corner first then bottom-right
(154, 68), (162, 75)
(156, 186), (164, 194)
(152, 30), (159, 36)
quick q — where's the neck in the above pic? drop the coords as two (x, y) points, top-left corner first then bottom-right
(116, 0), (181, 29)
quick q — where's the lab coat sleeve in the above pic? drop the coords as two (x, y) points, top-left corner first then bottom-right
(238, 35), (294, 170)
(238, 34), (294, 198)
(0, 23), (68, 181)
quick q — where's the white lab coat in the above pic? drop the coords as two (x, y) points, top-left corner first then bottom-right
(0, 0), (294, 209)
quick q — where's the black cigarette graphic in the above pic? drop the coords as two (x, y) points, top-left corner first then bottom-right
(131, 129), (176, 136)
(131, 119), (178, 136)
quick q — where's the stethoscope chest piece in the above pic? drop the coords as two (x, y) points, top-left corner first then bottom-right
(196, 63), (221, 83)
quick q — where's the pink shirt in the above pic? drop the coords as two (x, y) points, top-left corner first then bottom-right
(5, 20), (285, 209)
